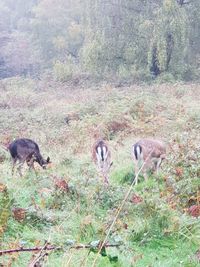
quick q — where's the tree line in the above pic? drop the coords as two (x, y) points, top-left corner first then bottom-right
(0, 0), (199, 82)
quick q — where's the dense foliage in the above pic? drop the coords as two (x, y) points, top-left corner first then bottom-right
(0, 0), (200, 81)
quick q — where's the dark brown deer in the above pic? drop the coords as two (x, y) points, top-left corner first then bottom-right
(92, 139), (113, 184)
(8, 138), (50, 176)
(132, 138), (166, 185)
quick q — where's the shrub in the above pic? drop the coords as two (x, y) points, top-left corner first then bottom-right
(156, 72), (176, 83)
(53, 59), (74, 82)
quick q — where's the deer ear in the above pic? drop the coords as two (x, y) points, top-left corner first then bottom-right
(47, 156), (50, 163)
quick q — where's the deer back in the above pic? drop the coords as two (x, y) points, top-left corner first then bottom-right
(9, 138), (49, 167)
(136, 139), (166, 160)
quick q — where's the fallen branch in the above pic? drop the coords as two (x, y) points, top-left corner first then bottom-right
(0, 242), (120, 256)
(0, 245), (61, 256)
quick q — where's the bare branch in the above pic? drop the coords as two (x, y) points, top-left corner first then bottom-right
(0, 245), (61, 256)
(0, 242), (120, 256)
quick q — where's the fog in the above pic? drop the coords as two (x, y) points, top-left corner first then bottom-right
(0, 0), (199, 82)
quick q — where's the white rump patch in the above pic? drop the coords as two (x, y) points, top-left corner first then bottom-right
(103, 146), (107, 159)
(97, 146), (102, 156)
(136, 146), (142, 160)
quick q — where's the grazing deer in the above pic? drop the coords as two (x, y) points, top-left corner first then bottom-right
(92, 139), (113, 184)
(8, 138), (50, 176)
(132, 138), (166, 185)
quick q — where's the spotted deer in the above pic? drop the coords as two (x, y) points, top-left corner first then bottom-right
(92, 139), (113, 184)
(132, 138), (166, 185)
(8, 138), (50, 176)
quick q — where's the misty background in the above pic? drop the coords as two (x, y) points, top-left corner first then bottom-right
(0, 0), (199, 82)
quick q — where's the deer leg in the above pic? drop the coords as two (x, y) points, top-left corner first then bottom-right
(97, 160), (106, 184)
(100, 167), (107, 184)
(12, 158), (17, 176)
(103, 172), (109, 185)
(27, 157), (36, 172)
(155, 158), (162, 174)
(143, 158), (154, 181)
(17, 161), (24, 177)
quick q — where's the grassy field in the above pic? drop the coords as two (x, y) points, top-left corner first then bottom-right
(0, 78), (200, 266)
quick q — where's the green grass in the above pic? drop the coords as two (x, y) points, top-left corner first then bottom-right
(0, 78), (200, 266)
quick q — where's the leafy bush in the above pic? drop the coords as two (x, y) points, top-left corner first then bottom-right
(156, 72), (176, 83)
(53, 59), (74, 82)
(80, 33), (107, 76)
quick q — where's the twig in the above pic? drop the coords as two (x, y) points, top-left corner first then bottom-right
(0, 243), (120, 256)
(0, 245), (61, 256)
(28, 241), (49, 267)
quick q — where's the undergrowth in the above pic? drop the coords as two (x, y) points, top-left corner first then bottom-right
(0, 78), (200, 266)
